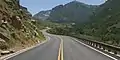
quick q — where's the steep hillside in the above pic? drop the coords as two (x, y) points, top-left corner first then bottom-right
(20, 6), (32, 17)
(0, 0), (45, 52)
(49, 1), (97, 23)
(47, 0), (120, 46)
(82, 0), (120, 46)
(33, 10), (51, 20)
(34, 1), (97, 23)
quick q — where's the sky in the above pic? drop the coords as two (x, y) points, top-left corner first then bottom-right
(20, 0), (106, 15)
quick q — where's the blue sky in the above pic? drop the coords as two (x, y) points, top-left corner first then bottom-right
(20, 0), (106, 15)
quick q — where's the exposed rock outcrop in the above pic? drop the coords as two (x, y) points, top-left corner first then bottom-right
(0, 0), (45, 51)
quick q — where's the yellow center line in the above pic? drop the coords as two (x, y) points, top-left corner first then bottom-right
(61, 38), (64, 60)
(58, 36), (64, 60)
(58, 42), (61, 60)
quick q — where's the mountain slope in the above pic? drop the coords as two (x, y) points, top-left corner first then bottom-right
(46, 0), (120, 46)
(49, 1), (97, 23)
(33, 10), (51, 20)
(82, 0), (120, 46)
(34, 1), (97, 23)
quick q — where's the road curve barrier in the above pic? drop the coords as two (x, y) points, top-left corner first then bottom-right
(71, 35), (120, 58)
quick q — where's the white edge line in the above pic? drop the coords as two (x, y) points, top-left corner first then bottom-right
(72, 38), (118, 60)
(0, 36), (50, 60)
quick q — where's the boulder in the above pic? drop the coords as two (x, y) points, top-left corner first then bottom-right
(0, 33), (9, 41)
(1, 50), (14, 55)
(11, 15), (22, 29)
(5, 0), (12, 3)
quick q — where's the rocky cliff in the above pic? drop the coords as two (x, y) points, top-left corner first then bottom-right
(0, 0), (45, 52)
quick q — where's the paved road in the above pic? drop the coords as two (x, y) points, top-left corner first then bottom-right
(7, 33), (117, 60)
(62, 36), (114, 60)
(8, 35), (61, 60)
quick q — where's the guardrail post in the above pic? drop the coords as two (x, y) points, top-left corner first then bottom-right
(114, 50), (117, 55)
(108, 49), (111, 52)
(95, 43), (97, 47)
(99, 45), (101, 49)
(75, 36), (120, 57)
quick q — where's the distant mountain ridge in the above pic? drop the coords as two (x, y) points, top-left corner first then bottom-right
(33, 10), (51, 20)
(33, 1), (98, 23)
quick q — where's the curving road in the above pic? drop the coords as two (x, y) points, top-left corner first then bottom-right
(8, 35), (61, 60)
(7, 33), (118, 60)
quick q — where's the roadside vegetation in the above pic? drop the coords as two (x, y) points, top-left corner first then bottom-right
(46, 0), (120, 47)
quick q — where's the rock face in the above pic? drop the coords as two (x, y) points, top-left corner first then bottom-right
(0, 0), (44, 50)
(20, 6), (32, 17)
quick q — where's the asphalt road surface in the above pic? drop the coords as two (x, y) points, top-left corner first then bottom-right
(8, 35), (61, 60)
(7, 34), (117, 60)
(62, 36), (114, 60)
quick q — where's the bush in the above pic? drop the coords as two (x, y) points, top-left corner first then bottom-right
(0, 42), (8, 50)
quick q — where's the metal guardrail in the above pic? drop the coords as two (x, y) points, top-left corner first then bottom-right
(71, 35), (120, 57)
